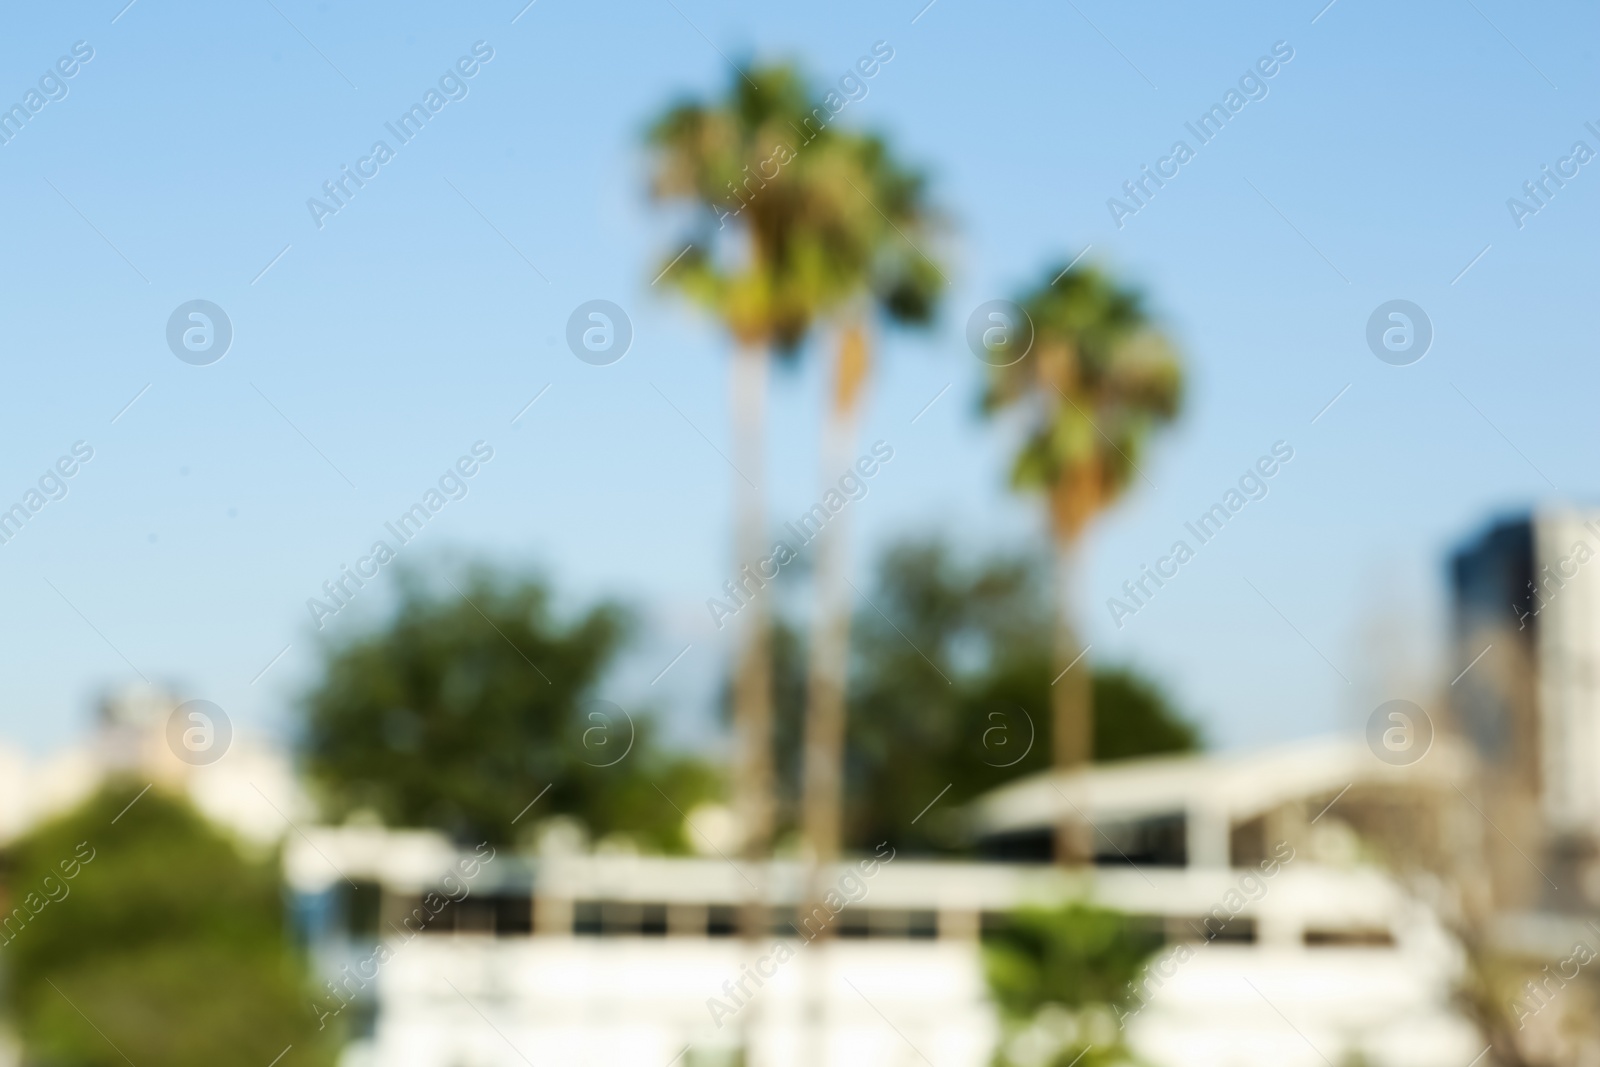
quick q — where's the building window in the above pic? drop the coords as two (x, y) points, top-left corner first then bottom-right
(1304, 927), (1394, 947)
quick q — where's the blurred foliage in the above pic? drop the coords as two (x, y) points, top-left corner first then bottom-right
(1093, 667), (1202, 762)
(984, 903), (1163, 1067)
(645, 61), (944, 353)
(986, 904), (1163, 1015)
(1, 782), (335, 1067)
(982, 264), (1183, 542)
(300, 566), (719, 849)
(765, 539), (1201, 852)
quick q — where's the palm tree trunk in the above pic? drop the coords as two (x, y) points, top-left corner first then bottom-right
(731, 343), (774, 933)
(800, 436), (854, 872)
(799, 320), (870, 1066)
(730, 343), (775, 1067)
(1052, 536), (1093, 864)
(801, 320), (869, 883)
(798, 489), (854, 1058)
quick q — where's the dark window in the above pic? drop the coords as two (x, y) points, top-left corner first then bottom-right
(980, 911), (1012, 938)
(707, 906), (737, 937)
(1305, 927), (1394, 947)
(1229, 817), (1267, 869)
(392, 896), (449, 935)
(1196, 915), (1256, 943)
(404, 892), (528, 935)
(1093, 813), (1187, 868)
(836, 908), (871, 939)
(453, 897), (496, 934)
(345, 881), (383, 938)
(979, 814), (1189, 868)
(977, 829), (1054, 864)
(494, 895), (533, 936)
(768, 906), (799, 938)
(868, 909), (909, 938)
(570, 901), (684, 936)
(601, 901), (643, 934)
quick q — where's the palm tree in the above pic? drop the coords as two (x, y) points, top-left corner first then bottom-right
(646, 66), (868, 889)
(983, 265), (1182, 862)
(798, 130), (943, 882)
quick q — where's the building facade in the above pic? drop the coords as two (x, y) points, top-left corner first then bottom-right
(1451, 511), (1600, 907)
(289, 737), (1481, 1067)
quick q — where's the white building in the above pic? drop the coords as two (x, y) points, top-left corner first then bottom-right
(0, 684), (1491, 1066)
(284, 736), (1483, 1067)
(1452, 509), (1600, 838)
(1531, 512), (1600, 834)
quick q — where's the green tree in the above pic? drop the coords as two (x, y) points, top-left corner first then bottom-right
(982, 264), (1184, 861)
(1, 783), (336, 1067)
(984, 903), (1162, 1067)
(647, 63), (882, 868)
(300, 566), (716, 849)
(771, 539), (1201, 854)
(840, 540), (1053, 853)
(1092, 667), (1202, 762)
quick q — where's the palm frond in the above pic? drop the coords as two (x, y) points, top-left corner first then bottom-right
(644, 64), (946, 351)
(986, 265), (1184, 539)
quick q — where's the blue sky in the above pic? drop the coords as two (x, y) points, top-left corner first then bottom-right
(0, 0), (1595, 759)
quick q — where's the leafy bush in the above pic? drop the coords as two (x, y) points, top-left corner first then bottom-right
(984, 903), (1162, 1067)
(2, 782), (336, 1067)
